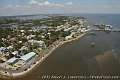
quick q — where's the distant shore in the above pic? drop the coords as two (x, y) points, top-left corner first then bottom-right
(2, 33), (87, 78)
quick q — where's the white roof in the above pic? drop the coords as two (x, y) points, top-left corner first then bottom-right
(28, 40), (45, 44)
(20, 52), (36, 61)
(65, 36), (72, 40)
(12, 51), (18, 55)
(6, 57), (18, 64)
(20, 30), (25, 32)
(7, 46), (13, 49)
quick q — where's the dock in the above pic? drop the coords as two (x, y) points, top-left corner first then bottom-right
(91, 29), (120, 32)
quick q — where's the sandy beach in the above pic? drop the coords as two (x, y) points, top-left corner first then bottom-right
(5, 33), (87, 78)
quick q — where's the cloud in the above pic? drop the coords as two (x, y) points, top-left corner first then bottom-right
(38, 1), (51, 6)
(6, 4), (13, 8)
(66, 2), (73, 5)
(29, 0), (64, 7)
(29, 0), (38, 4)
(44, 1), (50, 5)
(29, 0), (47, 5)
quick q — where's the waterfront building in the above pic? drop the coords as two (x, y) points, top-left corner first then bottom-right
(5, 52), (36, 69)
(20, 52), (36, 62)
(6, 57), (18, 65)
(65, 35), (73, 40)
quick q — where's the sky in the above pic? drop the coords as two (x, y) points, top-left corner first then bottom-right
(0, 0), (120, 16)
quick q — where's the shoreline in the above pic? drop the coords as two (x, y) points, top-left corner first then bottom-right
(2, 33), (87, 78)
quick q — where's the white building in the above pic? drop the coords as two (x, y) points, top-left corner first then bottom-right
(7, 46), (13, 50)
(20, 52), (36, 62)
(20, 30), (25, 33)
(28, 40), (46, 49)
(27, 35), (36, 40)
(65, 35), (73, 40)
(11, 51), (18, 55)
(6, 57), (18, 65)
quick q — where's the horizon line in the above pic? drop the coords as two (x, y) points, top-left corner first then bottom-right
(0, 13), (120, 17)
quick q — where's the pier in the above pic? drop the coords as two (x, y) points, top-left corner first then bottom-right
(91, 29), (120, 32)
